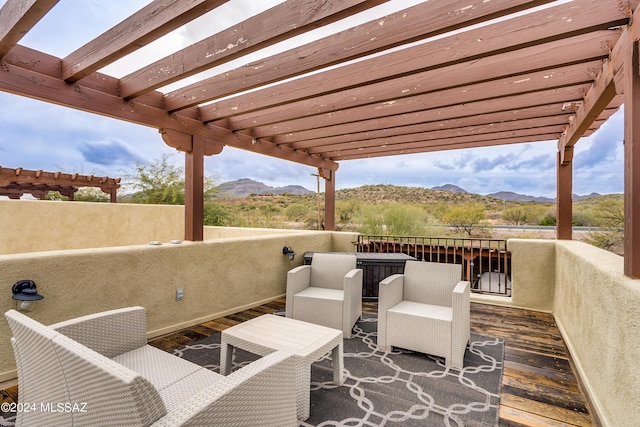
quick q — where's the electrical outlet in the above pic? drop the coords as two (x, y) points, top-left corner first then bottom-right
(176, 288), (184, 301)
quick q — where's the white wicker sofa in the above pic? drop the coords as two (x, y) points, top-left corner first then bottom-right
(5, 307), (297, 427)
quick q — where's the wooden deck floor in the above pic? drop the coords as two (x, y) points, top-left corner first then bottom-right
(1, 299), (592, 426)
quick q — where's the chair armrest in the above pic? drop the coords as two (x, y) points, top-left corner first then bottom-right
(343, 268), (363, 297)
(152, 351), (298, 427)
(50, 306), (147, 358)
(285, 265), (311, 318)
(452, 281), (471, 339)
(378, 274), (404, 312)
(377, 274), (404, 350)
(343, 268), (363, 336)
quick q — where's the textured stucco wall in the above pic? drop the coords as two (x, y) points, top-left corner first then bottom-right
(0, 229), (356, 381)
(553, 241), (640, 426)
(0, 199), (184, 254)
(506, 239), (556, 311)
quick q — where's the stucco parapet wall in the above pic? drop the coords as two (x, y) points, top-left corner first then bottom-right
(552, 240), (640, 427)
(0, 199), (184, 254)
(506, 238), (556, 312)
(204, 226), (314, 239)
(0, 229), (356, 382)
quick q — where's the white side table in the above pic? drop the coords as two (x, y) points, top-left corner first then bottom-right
(221, 314), (344, 420)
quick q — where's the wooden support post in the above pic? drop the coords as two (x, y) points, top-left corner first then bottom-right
(322, 168), (335, 231)
(185, 135), (205, 242)
(161, 128), (223, 242)
(556, 150), (573, 240)
(623, 41), (640, 278)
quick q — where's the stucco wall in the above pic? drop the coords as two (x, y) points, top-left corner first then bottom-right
(0, 199), (184, 254)
(553, 240), (640, 426)
(0, 229), (358, 381)
(507, 238), (557, 311)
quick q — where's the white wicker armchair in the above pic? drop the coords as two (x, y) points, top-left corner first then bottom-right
(285, 253), (362, 338)
(377, 261), (470, 369)
(5, 307), (297, 427)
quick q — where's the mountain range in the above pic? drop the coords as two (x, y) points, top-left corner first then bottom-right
(216, 178), (313, 197)
(217, 179), (601, 202)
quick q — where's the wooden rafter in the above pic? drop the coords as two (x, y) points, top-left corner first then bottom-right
(0, 0), (58, 58)
(165, 0), (556, 112)
(62, 0), (231, 82)
(119, 0), (390, 99)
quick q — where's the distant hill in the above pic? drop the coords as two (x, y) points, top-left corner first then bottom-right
(486, 191), (555, 203)
(216, 179), (603, 202)
(486, 190), (601, 203)
(431, 184), (468, 193)
(217, 178), (313, 197)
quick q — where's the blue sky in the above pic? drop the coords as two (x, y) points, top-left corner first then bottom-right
(0, 0), (625, 198)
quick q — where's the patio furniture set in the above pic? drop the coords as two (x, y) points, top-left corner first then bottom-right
(4, 254), (470, 426)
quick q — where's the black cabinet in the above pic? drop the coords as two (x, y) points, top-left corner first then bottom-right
(303, 252), (416, 300)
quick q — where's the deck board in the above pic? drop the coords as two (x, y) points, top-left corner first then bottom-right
(1, 298), (593, 426)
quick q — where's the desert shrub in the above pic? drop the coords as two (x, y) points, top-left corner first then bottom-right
(204, 202), (233, 226)
(284, 203), (308, 221)
(383, 204), (426, 236)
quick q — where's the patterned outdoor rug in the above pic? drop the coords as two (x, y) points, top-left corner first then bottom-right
(0, 314), (503, 426)
(175, 314), (504, 427)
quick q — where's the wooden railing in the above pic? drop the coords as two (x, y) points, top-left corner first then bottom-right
(356, 234), (511, 296)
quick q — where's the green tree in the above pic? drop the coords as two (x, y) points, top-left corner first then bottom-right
(442, 204), (487, 236)
(123, 154), (217, 205)
(502, 206), (532, 225)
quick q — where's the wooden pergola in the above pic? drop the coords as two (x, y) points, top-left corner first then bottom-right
(0, 167), (120, 202)
(1, 0), (640, 277)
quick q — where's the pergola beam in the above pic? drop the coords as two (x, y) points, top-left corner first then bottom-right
(201, 1), (628, 123)
(168, 0), (557, 112)
(215, 31), (617, 127)
(0, 0), (59, 58)
(255, 84), (592, 141)
(119, 0), (390, 99)
(305, 118), (569, 154)
(333, 133), (562, 161)
(229, 60), (604, 136)
(0, 52), (337, 171)
(61, 0), (230, 82)
(330, 128), (563, 160)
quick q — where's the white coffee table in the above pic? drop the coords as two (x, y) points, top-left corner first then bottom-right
(220, 314), (344, 420)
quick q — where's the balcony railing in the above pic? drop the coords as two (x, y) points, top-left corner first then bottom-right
(356, 234), (511, 296)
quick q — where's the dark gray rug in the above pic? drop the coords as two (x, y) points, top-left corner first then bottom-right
(174, 314), (504, 426)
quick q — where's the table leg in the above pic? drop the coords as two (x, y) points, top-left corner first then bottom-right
(296, 362), (311, 420)
(332, 342), (344, 385)
(220, 342), (234, 376)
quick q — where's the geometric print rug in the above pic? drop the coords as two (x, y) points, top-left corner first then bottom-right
(174, 313), (504, 427)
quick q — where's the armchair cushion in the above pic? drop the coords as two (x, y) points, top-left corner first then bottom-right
(286, 253), (362, 338)
(309, 253), (357, 290)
